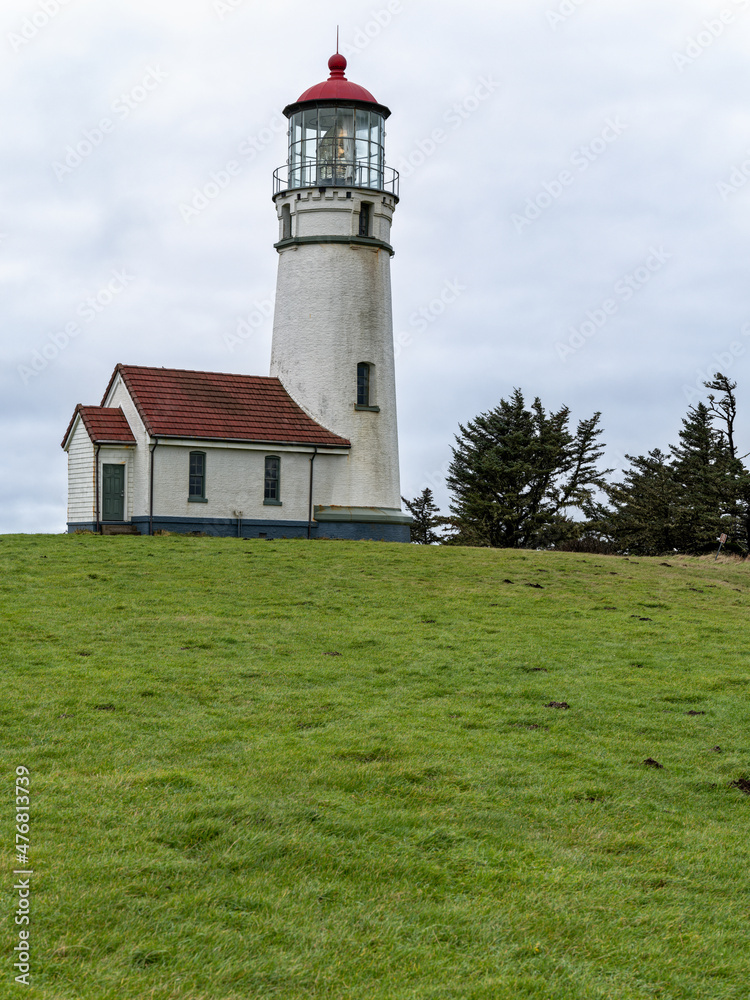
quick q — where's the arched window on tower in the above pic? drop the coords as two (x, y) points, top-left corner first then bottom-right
(357, 363), (372, 406)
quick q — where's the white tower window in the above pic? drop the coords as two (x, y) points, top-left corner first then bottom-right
(281, 204), (292, 240)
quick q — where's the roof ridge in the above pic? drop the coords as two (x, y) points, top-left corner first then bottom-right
(118, 364), (283, 382)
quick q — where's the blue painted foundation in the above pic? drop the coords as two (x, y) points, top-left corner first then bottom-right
(67, 517), (412, 542)
(316, 521), (411, 543)
(132, 517), (313, 539)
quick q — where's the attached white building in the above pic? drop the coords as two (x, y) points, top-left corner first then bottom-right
(62, 52), (412, 542)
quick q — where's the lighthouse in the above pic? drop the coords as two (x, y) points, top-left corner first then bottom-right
(270, 52), (412, 541)
(62, 51), (412, 542)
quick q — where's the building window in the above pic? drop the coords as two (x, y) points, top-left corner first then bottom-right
(264, 456), (281, 505)
(189, 452), (206, 501)
(359, 202), (372, 237)
(282, 204), (292, 239)
(357, 363), (372, 406)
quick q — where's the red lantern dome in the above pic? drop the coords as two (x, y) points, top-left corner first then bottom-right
(284, 53), (391, 119)
(295, 54), (380, 106)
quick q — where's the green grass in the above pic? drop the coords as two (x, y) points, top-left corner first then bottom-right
(1, 534), (749, 999)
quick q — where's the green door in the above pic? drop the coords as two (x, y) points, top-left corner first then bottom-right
(102, 464), (125, 521)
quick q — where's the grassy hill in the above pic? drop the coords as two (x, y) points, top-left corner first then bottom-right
(1, 533), (749, 999)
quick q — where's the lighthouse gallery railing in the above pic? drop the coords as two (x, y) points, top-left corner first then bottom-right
(274, 162), (400, 198)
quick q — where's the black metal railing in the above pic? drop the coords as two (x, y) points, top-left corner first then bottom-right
(273, 162), (400, 198)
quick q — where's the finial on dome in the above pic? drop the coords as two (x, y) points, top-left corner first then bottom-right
(328, 52), (347, 78)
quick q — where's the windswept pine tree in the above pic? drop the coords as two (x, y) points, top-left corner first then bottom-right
(602, 382), (750, 555)
(446, 389), (608, 548)
(670, 403), (736, 552)
(599, 450), (678, 556)
(703, 373), (750, 550)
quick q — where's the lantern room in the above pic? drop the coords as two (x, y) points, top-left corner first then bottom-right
(274, 53), (399, 197)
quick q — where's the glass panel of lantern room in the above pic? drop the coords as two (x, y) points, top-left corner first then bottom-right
(292, 113), (303, 147)
(371, 114), (385, 188)
(316, 108), (337, 184)
(290, 112), (303, 186)
(356, 109), (370, 184)
(336, 109), (356, 184)
(302, 109), (318, 186)
(292, 113), (303, 157)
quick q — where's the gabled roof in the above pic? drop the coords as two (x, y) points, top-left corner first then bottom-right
(61, 405), (136, 449)
(100, 364), (350, 449)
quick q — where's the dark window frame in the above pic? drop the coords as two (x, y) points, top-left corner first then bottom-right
(281, 203), (292, 239)
(357, 363), (372, 406)
(358, 202), (372, 237)
(264, 455), (282, 506)
(188, 451), (207, 502)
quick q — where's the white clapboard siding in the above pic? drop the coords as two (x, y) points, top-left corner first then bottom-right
(67, 419), (95, 523)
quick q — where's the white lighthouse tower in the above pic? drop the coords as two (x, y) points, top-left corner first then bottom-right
(270, 52), (411, 542)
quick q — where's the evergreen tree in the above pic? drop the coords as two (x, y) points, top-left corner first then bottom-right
(670, 403), (735, 552)
(703, 373), (750, 551)
(446, 389), (608, 548)
(704, 373), (739, 458)
(602, 392), (750, 555)
(600, 450), (678, 555)
(402, 488), (442, 545)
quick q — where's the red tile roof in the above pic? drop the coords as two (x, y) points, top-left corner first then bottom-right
(100, 365), (350, 448)
(61, 405), (136, 449)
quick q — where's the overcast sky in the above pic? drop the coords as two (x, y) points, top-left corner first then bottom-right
(2, 0), (749, 532)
